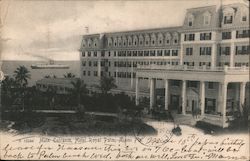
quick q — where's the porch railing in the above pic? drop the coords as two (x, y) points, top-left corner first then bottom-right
(137, 64), (249, 73)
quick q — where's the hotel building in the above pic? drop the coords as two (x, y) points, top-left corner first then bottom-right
(79, 3), (249, 127)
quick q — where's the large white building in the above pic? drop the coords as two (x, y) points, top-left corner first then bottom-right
(79, 3), (249, 127)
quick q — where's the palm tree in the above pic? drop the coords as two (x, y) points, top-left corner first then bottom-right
(64, 72), (76, 78)
(70, 78), (88, 107)
(99, 76), (117, 94)
(14, 65), (31, 88)
(1, 76), (17, 106)
(1, 76), (16, 94)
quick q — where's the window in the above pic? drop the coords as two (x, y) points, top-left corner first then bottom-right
(82, 52), (85, 57)
(205, 98), (216, 114)
(188, 81), (197, 88)
(200, 33), (212, 40)
(94, 52), (97, 57)
(93, 61), (98, 67)
(222, 32), (231, 40)
(173, 33), (179, 44)
(94, 71), (98, 76)
(164, 50), (170, 56)
(224, 15), (233, 24)
(199, 62), (210, 66)
(88, 71), (91, 76)
(101, 52), (105, 57)
(101, 61), (105, 67)
(188, 14), (194, 27)
(235, 62), (249, 67)
(184, 62), (194, 66)
(138, 51), (143, 56)
(157, 50), (163, 56)
(242, 16), (247, 21)
(88, 52), (91, 57)
(133, 51), (138, 57)
(88, 61), (92, 66)
(220, 47), (231, 55)
(127, 51), (131, 57)
(236, 45), (250, 55)
(184, 34), (195, 41)
(208, 82), (215, 89)
(171, 81), (180, 87)
(186, 48), (193, 56)
(172, 50), (178, 56)
(204, 13), (211, 25)
(200, 47), (211, 55)
(236, 30), (250, 38)
(83, 71), (86, 76)
(150, 50), (156, 56)
(144, 51), (149, 56)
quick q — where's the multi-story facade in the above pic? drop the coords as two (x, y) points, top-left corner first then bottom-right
(79, 3), (249, 127)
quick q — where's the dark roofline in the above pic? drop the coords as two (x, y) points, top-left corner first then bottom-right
(82, 25), (182, 37)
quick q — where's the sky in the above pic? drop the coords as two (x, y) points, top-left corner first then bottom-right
(0, 0), (248, 61)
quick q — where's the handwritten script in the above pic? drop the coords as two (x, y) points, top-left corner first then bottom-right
(0, 133), (248, 160)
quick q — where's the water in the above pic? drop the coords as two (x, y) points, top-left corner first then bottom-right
(1, 60), (80, 86)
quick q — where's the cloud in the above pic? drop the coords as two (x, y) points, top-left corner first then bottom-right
(1, 0), (246, 61)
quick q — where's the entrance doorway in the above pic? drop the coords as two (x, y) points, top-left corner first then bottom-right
(170, 94), (180, 111)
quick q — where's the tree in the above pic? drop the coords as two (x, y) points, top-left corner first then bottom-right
(44, 75), (51, 78)
(70, 78), (88, 106)
(99, 76), (117, 94)
(64, 72), (76, 78)
(14, 65), (31, 88)
(1, 76), (16, 94)
(1, 76), (17, 106)
(46, 86), (57, 109)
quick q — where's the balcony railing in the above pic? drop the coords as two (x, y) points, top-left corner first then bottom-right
(136, 64), (249, 73)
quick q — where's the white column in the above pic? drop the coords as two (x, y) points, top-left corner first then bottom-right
(97, 59), (101, 77)
(135, 77), (139, 106)
(180, 45), (184, 65)
(182, 80), (186, 115)
(239, 82), (246, 112)
(211, 43), (217, 68)
(164, 79), (169, 110)
(200, 81), (205, 116)
(221, 82), (228, 128)
(130, 60), (134, 89)
(229, 42), (235, 67)
(150, 78), (156, 109)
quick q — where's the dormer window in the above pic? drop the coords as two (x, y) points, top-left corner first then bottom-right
(203, 11), (211, 25)
(223, 7), (234, 25)
(173, 32), (179, 44)
(187, 14), (194, 27)
(224, 15), (233, 24)
(165, 33), (171, 45)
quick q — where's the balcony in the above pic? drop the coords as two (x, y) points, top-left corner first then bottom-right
(137, 64), (249, 74)
(136, 64), (249, 83)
